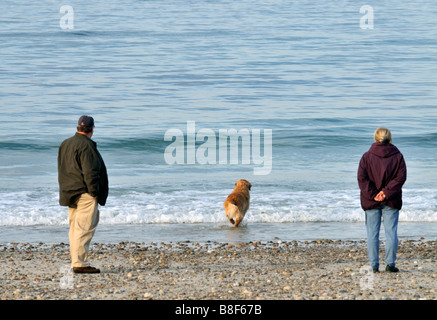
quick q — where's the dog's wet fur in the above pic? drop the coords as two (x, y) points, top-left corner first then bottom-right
(223, 179), (251, 227)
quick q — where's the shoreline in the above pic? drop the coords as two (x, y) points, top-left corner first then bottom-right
(1, 221), (436, 244)
(0, 239), (435, 300)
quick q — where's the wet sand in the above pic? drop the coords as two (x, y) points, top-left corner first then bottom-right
(0, 239), (435, 300)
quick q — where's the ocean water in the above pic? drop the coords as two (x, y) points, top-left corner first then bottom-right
(0, 1), (436, 243)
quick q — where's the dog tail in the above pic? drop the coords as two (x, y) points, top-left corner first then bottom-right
(224, 202), (237, 226)
(226, 203), (243, 227)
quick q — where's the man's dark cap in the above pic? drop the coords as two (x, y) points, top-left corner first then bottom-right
(78, 115), (95, 127)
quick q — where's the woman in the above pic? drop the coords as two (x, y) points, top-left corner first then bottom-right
(357, 128), (407, 273)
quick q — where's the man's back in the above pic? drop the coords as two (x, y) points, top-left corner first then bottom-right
(58, 132), (108, 207)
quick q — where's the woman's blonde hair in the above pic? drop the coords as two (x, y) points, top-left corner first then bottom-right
(374, 127), (392, 143)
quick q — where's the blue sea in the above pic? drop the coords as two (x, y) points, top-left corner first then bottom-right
(0, 1), (436, 244)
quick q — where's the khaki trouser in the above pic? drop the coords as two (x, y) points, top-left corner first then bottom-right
(68, 193), (99, 268)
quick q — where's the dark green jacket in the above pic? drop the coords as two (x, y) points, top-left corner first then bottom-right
(58, 133), (108, 208)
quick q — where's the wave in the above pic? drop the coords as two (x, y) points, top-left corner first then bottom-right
(3, 131), (435, 155)
(0, 188), (435, 226)
(2, 115), (435, 153)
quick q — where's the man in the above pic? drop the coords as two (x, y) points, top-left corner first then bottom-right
(357, 127), (407, 273)
(58, 115), (108, 273)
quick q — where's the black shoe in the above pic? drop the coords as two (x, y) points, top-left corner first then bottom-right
(385, 265), (399, 273)
(372, 268), (379, 273)
(73, 266), (101, 274)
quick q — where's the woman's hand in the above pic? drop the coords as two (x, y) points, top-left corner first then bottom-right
(374, 191), (386, 201)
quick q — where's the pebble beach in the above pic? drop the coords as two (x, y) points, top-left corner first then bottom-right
(0, 239), (435, 300)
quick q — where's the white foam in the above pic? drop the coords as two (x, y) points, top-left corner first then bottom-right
(0, 188), (435, 226)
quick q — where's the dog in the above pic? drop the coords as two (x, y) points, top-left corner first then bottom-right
(224, 179), (252, 227)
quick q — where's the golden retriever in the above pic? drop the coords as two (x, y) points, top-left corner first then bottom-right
(224, 179), (252, 227)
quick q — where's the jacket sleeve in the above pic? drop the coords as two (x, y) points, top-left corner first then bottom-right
(357, 156), (379, 201)
(382, 155), (407, 200)
(80, 144), (101, 197)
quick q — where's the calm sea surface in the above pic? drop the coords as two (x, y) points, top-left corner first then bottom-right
(0, 1), (436, 243)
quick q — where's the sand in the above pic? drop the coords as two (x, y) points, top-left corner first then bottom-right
(0, 239), (435, 300)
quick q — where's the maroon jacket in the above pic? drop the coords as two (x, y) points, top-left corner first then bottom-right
(358, 142), (407, 210)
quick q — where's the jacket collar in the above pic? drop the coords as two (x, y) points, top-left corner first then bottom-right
(368, 142), (400, 158)
(75, 132), (96, 146)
